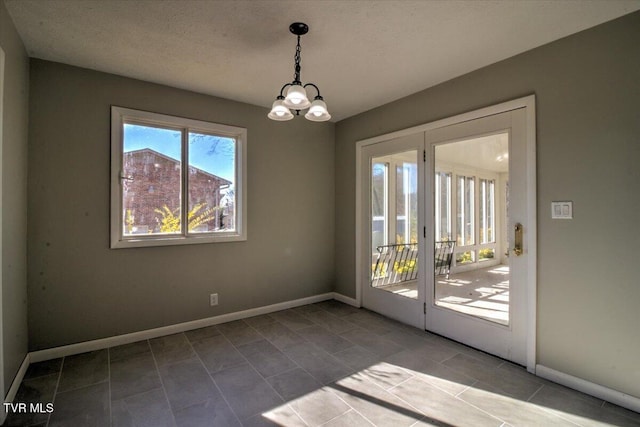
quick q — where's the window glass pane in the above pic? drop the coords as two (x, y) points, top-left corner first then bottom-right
(122, 123), (182, 235)
(396, 159), (417, 244)
(371, 162), (387, 250)
(479, 248), (495, 261)
(456, 175), (475, 246)
(456, 250), (476, 264)
(435, 171), (452, 241)
(188, 132), (236, 233)
(479, 178), (496, 243)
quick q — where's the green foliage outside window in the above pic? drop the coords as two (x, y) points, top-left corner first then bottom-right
(154, 203), (218, 233)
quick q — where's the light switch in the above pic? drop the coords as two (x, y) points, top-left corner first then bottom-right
(551, 201), (572, 219)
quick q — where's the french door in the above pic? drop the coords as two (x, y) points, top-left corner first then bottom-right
(425, 108), (529, 366)
(358, 100), (535, 368)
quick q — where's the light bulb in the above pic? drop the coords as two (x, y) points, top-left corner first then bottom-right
(305, 98), (331, 122)
(268, 99), (294, 121)
(283, 85), (310, 109)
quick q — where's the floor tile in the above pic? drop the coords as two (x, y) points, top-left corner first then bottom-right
(313, 300), (361, 317)
(340, 328), (405, 358)
(529, 383), (639, 427)
(184, 325), (221, 343)
(602, 401), (640, 425)
(254, 321), (307, 351)
(458, 382), (570, 426)
(330, 375), (424, 426)
(300, 310), (359, 334)
(110, 351), (162, 401)
(322, 409), (375, 426)
(24, 358), (62, 380)
(149, 333), (195, 366)
(48, 381), (110, 427)
(217, 320), (263, 346)
(244, 314), (277, 328)
(390, 377), (503, 426)
(357, 361), (414, 390)
(158, 357), (220, 412)
(341, 311), (395, 335)
(173, 398), (240, 427)
(385, 348), (476, 395)
(212, 363), (283, 420)
(296, 325), (354, 354)
(270, 309), (315, 331)
(291, 303), (324, 316)
(242, 404), (306, 426)
(404, 337), (461, 364)
(332, 345), (381, 371)
(57, 350), (108, 393)
(283, 342), (353, 384)
(236, 339), (298, 378)
(380, 327), (431, 350)
(265, 367), (322, 400)
(110, 340), (151, 362)
(112, 387), (175, 427)
(191, 334), (245, 374)
(288, 387), (350, 426)
(443, 353), (543, 399)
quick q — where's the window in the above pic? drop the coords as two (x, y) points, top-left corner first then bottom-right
(395, 161), (418, 244)
(456, 175), (475, 246)
(370, 152), (418, 252)
(479, 178), (495, 244)
(111, 107), (246, 248)
(371, 161), (388, 250)
(435, 171), (452, 241)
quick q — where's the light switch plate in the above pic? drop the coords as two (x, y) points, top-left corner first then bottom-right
(551, 201), (573, 219)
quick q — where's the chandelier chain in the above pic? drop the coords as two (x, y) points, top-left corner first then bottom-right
(293, 35), (302, 83)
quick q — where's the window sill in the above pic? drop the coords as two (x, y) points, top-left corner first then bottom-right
(110, 232), (247, 249)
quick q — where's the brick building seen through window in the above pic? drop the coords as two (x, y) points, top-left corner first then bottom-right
(123, 148), (233, 234)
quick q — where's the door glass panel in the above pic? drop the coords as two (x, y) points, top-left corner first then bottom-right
(434, 133), (510, 325)
(371, 151), (418, 299)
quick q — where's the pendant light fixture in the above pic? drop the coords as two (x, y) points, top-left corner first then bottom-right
(268, 22), (331, 122)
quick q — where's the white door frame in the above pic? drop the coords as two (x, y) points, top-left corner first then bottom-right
(0, 46), (6, 422)
(355, 95), (537, 372)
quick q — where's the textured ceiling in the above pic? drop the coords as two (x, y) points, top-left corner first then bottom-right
(5, 0), (640, 121)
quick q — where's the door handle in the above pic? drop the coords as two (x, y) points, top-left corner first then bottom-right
(513, 223), (523, 256)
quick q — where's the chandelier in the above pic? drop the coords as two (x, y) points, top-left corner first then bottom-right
(268, 22), (331, 122)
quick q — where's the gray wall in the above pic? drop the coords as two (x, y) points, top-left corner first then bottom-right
(335, 12), (640, 398)
(0, 0), (29, 396)
(28, 60), (335, 350)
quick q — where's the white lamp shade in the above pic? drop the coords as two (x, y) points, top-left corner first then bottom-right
(268, 99), (294, 121)
(305, 98), (331, 122)
(283, 85), (311, 109)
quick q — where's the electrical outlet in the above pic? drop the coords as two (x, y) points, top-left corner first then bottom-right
(210, 293), (218, 306)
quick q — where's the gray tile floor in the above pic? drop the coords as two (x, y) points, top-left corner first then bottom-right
(5, 300), (640, 426)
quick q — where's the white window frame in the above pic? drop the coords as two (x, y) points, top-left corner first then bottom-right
(110, 106), (247, 249)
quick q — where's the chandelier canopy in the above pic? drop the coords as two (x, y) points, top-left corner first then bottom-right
(268, 22), (331, 122)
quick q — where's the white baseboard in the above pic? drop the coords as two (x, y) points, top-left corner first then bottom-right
(536, 364), (640, 413)
(30, 292), (335, 363)
(332, 292), (360, 307)
(2, 353), (31, 424)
